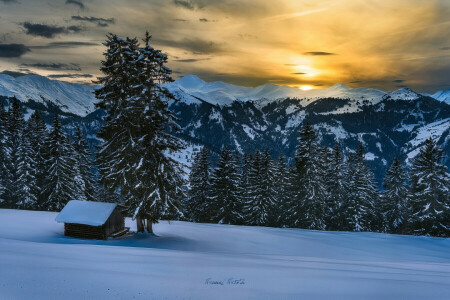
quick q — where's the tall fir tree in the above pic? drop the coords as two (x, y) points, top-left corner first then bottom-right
(26, 112), (48, 209)
(290, 124), (327, 230)
(325, 142), (348, 231)
(95, 33), (185, 233)
(15, 132), (38, 209)
(344, 143), (380, 231)
(41, 116), (80, 211)
(210, 146), (242, 224)
(244, 149), (276, 226)
(272, 152), (288, 227)
(7, 97), (25, 207)
(73, 127), (97, 201)
(0, 103), (9, 205)
(408, 138), (450, 237)
(381, 157), (409, 234)
(187, 146), (213, 223)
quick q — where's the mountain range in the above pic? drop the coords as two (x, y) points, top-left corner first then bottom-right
(0, 73), (449, 184)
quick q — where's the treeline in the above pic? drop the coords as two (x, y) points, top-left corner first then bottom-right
(186, 124), (450, 237)
(0, 97), (97, 211)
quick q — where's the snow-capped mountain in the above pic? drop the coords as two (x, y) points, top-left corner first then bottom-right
(0, 73), (448, 184)
(0, 74), (97, 116)
(432, 89), (450, 103)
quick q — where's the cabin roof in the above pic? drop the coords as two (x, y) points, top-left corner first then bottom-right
(55, 200), (118, 226)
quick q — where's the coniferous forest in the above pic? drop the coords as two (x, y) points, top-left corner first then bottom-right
(0, 34), (449, 238)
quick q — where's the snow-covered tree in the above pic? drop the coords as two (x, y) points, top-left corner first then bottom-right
(187, 146), (212, 222)
(324, 142), (348, 231)
(290, 124), (327, 230)
(408, 138), (450, 237)
(41, 116), (80, 211)
(272, 152), (288, 227)
(15, 132), (38, 209)
(344, 143), (380, 232)
(244, 149), (276, 226)
(73, 127), (97, 201)
(381, 157), (409, 234)
(210, 146), (242, 224)
(95, 33), (185, 233)
(0, 103), (9, 205)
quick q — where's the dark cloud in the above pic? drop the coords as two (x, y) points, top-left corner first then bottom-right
(156, 37), (224, 54)
(0, 0), (18, 3)
(66, 0), (85, 10)
(23, 22), (82, 38)
(0, 43), (30, 57)
(20, 63), (81, 71)
(0, 70), (36, 77)
(173, 0), (195, 10)
(393, 79), (404, 83)
(174, 19), (188, 22)
(303, 51), (336, 56)
(174, 58), (211, 63)
(199, 18), (208, 22)
(291, 72), (306, 75)
(440, 46), (450, 50)
(72, 16), (115, 27)
(314, 83), (324, 86)
(349, 80), (363, 84)
(29, 41), (97, 49)
(47, 73), (93, 79)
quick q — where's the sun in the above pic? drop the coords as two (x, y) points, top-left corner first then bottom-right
(299, 85), (314, 91)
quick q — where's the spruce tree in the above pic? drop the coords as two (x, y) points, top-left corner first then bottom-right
(290, 124), (327, 230)
(245, 149), (276, 226)
(187, 146), (212, 223)
(95, 33), (185, 233)
(344, 144), (380, 231)
(0, 103), (9, 205)
(272, 152), (288, 227)
(325, 143), (347, 231)
(73, 127), (97, 201)
(408, 138), (450, 237)
(210, 146), (241, 224)
(6, 97), (25, 207)
(382, 157), (409, 234)
(15, 132), (38, 209)
(41, 116), (79, 211)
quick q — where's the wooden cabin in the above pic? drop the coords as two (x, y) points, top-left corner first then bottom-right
(55, 200), (128, 240)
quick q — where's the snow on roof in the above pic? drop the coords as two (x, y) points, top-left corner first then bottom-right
(55, 200), (118, 226)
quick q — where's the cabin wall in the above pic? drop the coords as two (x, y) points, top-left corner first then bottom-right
(105, 208), (125, 236)
(64, 223), (106, 240)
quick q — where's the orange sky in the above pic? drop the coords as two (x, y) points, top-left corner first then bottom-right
(0, 0), (449, 92)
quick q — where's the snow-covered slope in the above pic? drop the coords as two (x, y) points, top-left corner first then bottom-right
(166, 75), (388, 106)
(1, 209), (449, 299)
(385, 87), (421, 101)
(432, 89), (450, 103)
(0, 74), (98, 116)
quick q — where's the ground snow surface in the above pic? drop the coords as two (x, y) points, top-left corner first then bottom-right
(1, 209), (449, 299)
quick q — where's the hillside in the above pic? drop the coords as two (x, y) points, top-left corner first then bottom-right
(0, 209), (449, 299)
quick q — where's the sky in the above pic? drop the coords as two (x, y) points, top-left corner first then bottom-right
(0, 0), (449, 93)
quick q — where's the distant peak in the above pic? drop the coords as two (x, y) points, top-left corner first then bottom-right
(330, 83), (350, 90)
(175, 74), (205, 89)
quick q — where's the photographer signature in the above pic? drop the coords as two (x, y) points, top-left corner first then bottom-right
(205, 278), (245, 286)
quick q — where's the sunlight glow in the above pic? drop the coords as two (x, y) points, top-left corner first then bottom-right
(299, 85), (314, 91)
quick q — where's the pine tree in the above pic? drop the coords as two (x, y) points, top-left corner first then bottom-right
(408, 138), (450, 237)
(187, 146), (213, 223)
(95, 33), (185, 233)
(381, 157), (409, 234)
(244, 149), (276, 226)
(344, 143), (380, 232)
(26, 112), (48, 209)
(325, 143), (347, 231)
(73, 127), (97, 201)
(210, 146), (242, 224)
(15, 132), (38, 209)
(6, 97), (25, 207)
(41, 116), (79, 211)
(290, 124), (327, 230)
(272, 152), (288, 227)
(0, 103), (9, 205)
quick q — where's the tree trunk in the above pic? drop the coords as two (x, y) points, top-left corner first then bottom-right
(136, 216), (145, 232)
(146, 219), (153, 233)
